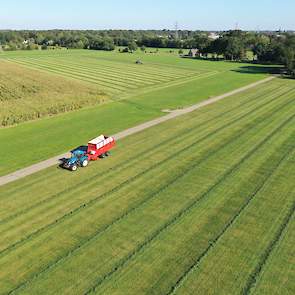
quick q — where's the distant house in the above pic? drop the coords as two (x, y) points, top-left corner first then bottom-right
(208, 32), (220, 40)
(188, 49), (200, 58)
(23, 38), (35, 45)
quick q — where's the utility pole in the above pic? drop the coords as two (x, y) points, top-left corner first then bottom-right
(255, 26), (260, 33)
(175, 21), (179, 39)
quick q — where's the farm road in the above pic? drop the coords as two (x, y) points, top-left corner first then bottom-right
(0, 76), (275, 186)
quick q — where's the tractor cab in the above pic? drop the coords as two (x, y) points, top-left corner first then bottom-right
(63, 150), (89, 171)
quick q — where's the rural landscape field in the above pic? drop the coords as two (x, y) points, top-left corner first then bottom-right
(0, 1), (295, 294)
(0, 49), (269, 175)
(0, 76), (294, 294)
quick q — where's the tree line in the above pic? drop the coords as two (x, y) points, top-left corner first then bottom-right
(198, 30), (295, 76)
(0, 29), (294, 76)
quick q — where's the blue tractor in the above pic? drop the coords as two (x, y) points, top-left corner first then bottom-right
(62, 150), (89, 171)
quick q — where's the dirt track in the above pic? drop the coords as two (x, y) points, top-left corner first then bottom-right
(0, 76), (275, 186)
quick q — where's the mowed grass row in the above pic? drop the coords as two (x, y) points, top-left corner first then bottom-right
(5, 51), (200, 75)
(0, 85), (286, 258)
(4, 54), (201, 95)
(0, 48), (267, 101)
(0, 80), (286, 222)
(0, 48), (211, 72)
(17, 57), (209, 95)
(0, 70), (267, 175)
(96, 136), (294, 295)
(0, 49), (269, 175)
(11, 58), (153, 90)
(0, 81), (292, 253)
(22, 55), (200, 78)
(1, 95), (292, 294)
(0, 90), (290, 263)
(6, 59), (136, 94)
(0, 49), (269, 101)
(0, 80), (294, 294)
(0, 80), (287, 251)
(0, 81), (291, 239)
(10, 86), (295, 295)
(171, 150), (294, 295)
(250, 212), (295, 295)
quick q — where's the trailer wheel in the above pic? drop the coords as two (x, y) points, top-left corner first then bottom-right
(106, 152), (111, 157)
(71, 165), (77, 171)
(82, 160), (89, 167)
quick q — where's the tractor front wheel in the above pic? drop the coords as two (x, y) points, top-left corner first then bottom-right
(82, 160), (89, 167)
(71, 165), (78, 171)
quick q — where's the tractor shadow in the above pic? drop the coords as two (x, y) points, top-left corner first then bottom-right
(181, 56), (282, 75)
(232, 65), (282, 75)
(58, 157), (69, 170)
(58, 161), (67, 170)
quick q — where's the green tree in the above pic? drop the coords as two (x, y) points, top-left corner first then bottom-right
(194, 34), (210, 51)
(251, 35), (270, 60)
(253, 42), (267, 59)
(89, 37), (115, 51)
(224, 37), (245, 60)
(128, 41), (138, 52)
(74, 40), (85, 49)
(284, 47), (295, 76)
(210, 38), (227, 56)
(101, 37), (115, 51)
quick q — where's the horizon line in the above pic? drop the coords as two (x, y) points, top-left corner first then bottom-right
(0, 28), (294, 32)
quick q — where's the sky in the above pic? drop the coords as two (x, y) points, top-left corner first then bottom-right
(0, 0), (294, 31)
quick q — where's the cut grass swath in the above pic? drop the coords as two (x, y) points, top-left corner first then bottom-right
(83, 115), (294, 295)
(1, 88), (292, 259)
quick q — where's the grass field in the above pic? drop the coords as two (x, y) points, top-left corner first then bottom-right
(0, 78), (294, 294)
(0, 49), (272, 175)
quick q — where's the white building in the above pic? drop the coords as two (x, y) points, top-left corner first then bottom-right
(208, 32), (220, 40)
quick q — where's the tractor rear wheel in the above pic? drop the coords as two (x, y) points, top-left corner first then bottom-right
(82, 160), (89, 167)
(71, 165), (77, 171)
